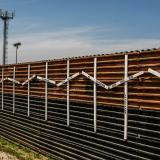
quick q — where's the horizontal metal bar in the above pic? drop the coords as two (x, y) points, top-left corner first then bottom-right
(0, 77), (20, 84)
(109, 71), (144, 89)
(148, 68), (160, 78)
(0, 114), (152, 160)
(22, 74), (37, 85)
(82, 71), (109, 90)
(57, 72), (80, 87)
(37, 75), (56, 85)
(22, 74), (56, 86)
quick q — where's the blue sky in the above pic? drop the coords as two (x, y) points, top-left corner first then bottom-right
(0, 0), (160, 64)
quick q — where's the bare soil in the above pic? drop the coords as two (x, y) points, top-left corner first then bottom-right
(0, 151), (19, 160)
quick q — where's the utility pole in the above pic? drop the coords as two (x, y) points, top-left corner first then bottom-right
(0, 9), (15, 65)
(13, 42), (21, 64)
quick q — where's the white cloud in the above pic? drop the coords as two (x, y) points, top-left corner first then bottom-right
(0, 26), (160, 64)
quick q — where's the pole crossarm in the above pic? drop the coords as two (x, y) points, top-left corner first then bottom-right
(82, 71), (109, 90)
(22, 74), (56, 86)
(148, 68), (160, 78)
(109, 71), (145, 89)
(0, 77), (20, 84)
(57, 72), (80, 87)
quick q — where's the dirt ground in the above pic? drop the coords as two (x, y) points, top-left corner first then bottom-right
(0, 151), (19, 160)
(0, 136), (52, 160)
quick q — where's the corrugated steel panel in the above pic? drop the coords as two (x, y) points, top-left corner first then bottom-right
(0, 49), (160, 159)
(0, 94), (160, 159)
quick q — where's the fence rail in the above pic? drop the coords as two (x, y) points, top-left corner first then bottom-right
(0, 48), (160, 159)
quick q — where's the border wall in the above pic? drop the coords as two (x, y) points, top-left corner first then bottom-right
(0, 49), (160, 159)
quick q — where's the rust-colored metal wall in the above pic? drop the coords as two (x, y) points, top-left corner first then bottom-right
(1, 48), (160, 110)
(1, 49), (160, 160)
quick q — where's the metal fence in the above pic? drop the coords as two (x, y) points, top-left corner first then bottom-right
(0, 48), (160, 159)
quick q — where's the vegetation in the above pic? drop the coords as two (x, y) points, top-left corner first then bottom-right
(0, 136), (55, 160)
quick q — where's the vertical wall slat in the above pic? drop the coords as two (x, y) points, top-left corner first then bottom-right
(124, 54), (128, 140)
(13, 66), (15, 113)
(67, 60), (70, 126)
(94, 57), (97, 132)
(1, 67), (4, 110)
(45, 62), (48, 121)
(28, 64), (30, 117)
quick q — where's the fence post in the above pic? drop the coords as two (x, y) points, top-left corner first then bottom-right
(13, 66), (15, 113)
(94, 57), (97, 132)
(28, 64), (30, 117)
(67, 60), (70, 126)
(124, 54), (128, 140)
(45, 62), (48, 121)
(2, 68), (4, 110)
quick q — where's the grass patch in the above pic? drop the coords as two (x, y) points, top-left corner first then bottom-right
(0, 136), (56, 160)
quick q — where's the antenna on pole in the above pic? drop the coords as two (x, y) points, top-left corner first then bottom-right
(0, 9), (15, 65)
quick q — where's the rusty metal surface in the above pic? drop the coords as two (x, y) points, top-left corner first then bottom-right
(0, 94), (160, 160)
(1, 48), (160, 110)
(0, 48), (160, 159)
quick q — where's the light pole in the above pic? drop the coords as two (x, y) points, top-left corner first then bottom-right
(0, 9), (15, 65)
(13, 42), (21, 64)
